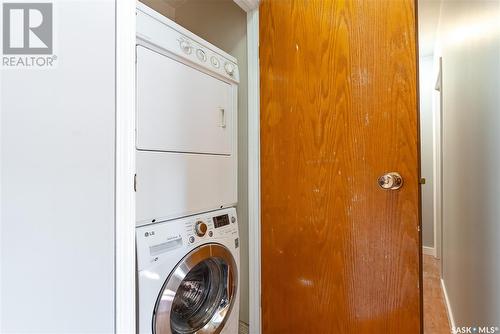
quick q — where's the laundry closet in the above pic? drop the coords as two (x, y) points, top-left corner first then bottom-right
(136, 0), (250, 332)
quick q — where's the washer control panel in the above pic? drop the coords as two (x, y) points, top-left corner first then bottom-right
(185, 208), (238, 245)
(136, 207), (238, 270)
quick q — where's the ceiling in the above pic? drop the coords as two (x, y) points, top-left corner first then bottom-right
(418, 0), (442, 57)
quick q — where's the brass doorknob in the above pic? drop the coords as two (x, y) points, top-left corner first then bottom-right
(378, 172), (403, 190)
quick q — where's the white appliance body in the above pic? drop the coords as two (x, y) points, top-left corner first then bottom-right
(136, 3), (239, 226)
(136, 208), (240, 334)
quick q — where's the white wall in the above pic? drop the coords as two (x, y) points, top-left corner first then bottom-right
(419, 55), (435, 249)
(0, 1), (116, 332)
(435, 0), (500, 327)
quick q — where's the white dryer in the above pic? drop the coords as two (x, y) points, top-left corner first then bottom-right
(135, 3), (239, 226)
(136, 208), (240, 334)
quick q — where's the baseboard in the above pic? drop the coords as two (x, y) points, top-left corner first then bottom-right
(441, 278), (456, 330)
(423, 246), (437, 257)
(239, 321), (249, 334)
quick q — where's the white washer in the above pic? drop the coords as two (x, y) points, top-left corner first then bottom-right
(136, 208), (240, 334)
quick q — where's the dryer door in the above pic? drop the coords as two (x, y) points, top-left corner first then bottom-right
(153, 244), (237, 334)
(136, 46), (234, 156)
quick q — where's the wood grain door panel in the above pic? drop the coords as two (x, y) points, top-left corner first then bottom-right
(260, 0), (421, 333)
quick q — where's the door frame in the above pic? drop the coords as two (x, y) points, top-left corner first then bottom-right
(115, 1), (136, 333)
(246, 7), (261, 334)
(115, 1), (261, 333)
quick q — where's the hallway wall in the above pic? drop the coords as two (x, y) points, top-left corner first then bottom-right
(435, 0), (500, 327)
(419, 55), (435, 249)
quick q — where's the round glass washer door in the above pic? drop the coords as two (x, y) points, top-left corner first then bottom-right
(153, 243), (237, 334)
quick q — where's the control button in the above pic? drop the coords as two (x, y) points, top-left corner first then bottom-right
(196, 49), (207, 62)
(210, 56), (220, 68)
(208, 231), (213, 237)
(179, 40), (192, 54)
(195, 221), (208, 237)
(224, 62), (235, 76)
(188, 236), (195, 243)
(231, 216), (236, 224)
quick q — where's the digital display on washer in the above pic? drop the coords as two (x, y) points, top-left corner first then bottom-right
(213, 214), (230, 228)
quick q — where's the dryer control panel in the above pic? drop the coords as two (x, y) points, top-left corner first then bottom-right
(137, 2), (239, 83)
(136, 208), (238, 270)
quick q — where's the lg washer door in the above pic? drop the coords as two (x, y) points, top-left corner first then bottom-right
(153, 244), (237, 334)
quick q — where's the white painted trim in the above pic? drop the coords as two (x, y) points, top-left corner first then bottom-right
(247, 8), (261, 334)
(115, 1), (136, 333)
(423, 246), (436, 257)
(441, 278), (456, 330)
(234, 0), (260, 12)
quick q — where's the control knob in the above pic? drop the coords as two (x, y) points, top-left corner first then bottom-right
(195, 221), (208, 237)
(211, 56), (220, 68)
(179, 40), (192, 54)
(224, 62), (235, 76)
(196, 49), (207, 62)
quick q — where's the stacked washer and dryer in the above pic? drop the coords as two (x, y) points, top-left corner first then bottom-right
(135, 3), (241, 334)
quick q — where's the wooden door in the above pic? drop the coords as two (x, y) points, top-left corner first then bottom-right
(260, 1), (421, 333)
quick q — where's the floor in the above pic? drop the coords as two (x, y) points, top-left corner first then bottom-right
(423, 254), (451, 334)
